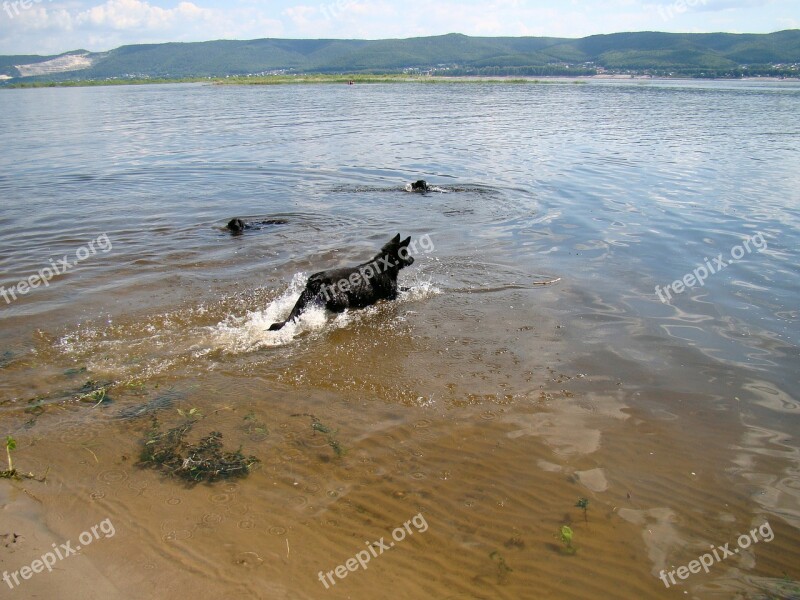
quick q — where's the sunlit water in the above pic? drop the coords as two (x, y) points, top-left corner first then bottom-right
(0, 80), (798, 599)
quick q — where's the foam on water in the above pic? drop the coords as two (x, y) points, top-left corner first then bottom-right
(204, 273), (441, 354)
(403, 183), (449, 193)
(48, 272), (442, 384)
(204, 273), (332, 353)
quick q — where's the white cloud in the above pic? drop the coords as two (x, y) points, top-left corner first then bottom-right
(0, 1), (284, 53)
(282, 4), (317, 27)
(75, 0), (213, 30)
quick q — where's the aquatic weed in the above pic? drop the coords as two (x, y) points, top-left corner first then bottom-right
(292, 414), (346, 458)
(576, 497), (589, 523)
(489, 550), (513, 584)
(139, 416), (259, 483)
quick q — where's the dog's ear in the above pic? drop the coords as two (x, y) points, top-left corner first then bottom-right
(400, 236), (411, 247)
(391, 233), (401, 245)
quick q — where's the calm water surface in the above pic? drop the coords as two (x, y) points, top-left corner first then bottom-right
(0, 80), (798, 599)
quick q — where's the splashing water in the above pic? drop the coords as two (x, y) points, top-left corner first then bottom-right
(404, 183), (449, 193)
(205, 273), (340, 353)
(204, 273), (441, 354)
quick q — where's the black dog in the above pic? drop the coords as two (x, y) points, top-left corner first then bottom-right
(409, 180), (429, 192)
(227, 218), (247, 233)
(227, 217), (288, 234)
(268, 234), (415, 331)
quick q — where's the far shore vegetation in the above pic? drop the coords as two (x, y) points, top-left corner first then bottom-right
(1, 74), (592, 89)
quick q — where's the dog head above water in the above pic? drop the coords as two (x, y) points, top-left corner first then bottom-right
(411, 179), (430, 192)
(405, 180), (430, 193)
(227, 218), (246, 233)
(412, 180), (429, 191)
(378, 233), (415, 269)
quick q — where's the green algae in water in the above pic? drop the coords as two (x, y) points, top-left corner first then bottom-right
(311, 421), (332, 434)
(140, 417), (259, 483)
(0, 350), (15, 368)
(76, 380), (114, 405)
(115, 389), (181, 420)
(64, 366), (88, 377)
(292, 414), (346, 458)
(243, 411), (269, 437)
(489, 550), (513, 584)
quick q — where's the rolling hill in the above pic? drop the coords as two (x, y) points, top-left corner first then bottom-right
(1, 30), (799, 82)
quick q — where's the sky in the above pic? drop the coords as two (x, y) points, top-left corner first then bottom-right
(0, 0), (798, 56)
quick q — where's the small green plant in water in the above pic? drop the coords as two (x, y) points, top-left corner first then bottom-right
(559, 525), (576, 555)
(177, 407), (202, 419)
(576, 497), (589, 523)
(327, 438), (345, 457)
(76, 380), (112, 406)
(243, 412), (269, 436)
(311, 421), (332, 434)
(5, 436), (15, 471)
(1, 436), (48, 481)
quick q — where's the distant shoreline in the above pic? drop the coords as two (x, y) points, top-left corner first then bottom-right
(2, 73), (798, 89)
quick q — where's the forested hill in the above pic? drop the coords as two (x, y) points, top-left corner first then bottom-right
(2, 30), (799, 81)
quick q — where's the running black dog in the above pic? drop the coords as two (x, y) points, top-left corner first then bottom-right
(268, 234), (415, 331)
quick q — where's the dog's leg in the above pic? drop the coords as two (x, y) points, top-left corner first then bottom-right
(268, 291), (309, 331)
(268, 280), (323, 331)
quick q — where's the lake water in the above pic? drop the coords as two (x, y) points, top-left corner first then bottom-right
(0, 80), (798, 599)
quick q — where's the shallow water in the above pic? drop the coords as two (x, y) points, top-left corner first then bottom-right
(0, 80), (798, 599)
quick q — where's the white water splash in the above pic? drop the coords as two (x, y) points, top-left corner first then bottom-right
(205, 273), (440, 354)
(204, 273), (336, 353)
(404, 183), (448, 193)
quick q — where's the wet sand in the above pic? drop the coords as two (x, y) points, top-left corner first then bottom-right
(2, 276), (798, 599)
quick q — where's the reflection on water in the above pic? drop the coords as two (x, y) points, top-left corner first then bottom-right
(0, 80), (798, 599)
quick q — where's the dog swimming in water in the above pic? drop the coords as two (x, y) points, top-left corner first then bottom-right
(268, 234), (416, 331)
(226, 217), (288, 234)
(406, 180), (430, 193)
(227, 218), (247, 233)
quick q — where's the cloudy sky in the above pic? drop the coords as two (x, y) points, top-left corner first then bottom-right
(1, 0), (797, 55)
